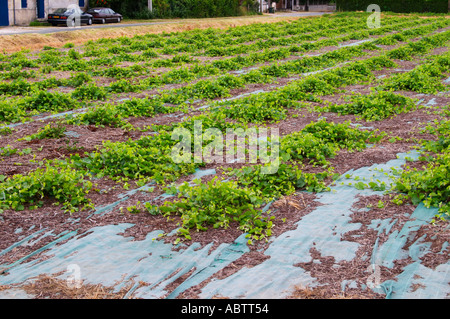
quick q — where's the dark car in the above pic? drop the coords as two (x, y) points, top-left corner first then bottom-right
(86, 7), (123, 24)
(48, 7), (93, 27)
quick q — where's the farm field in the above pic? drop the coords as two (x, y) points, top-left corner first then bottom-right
(0, 12), (449, 299)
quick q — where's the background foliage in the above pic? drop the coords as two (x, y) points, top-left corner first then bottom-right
(90, 0), (243, 19)
(336, 0), (448, 13)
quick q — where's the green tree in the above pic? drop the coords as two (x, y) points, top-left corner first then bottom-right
(90, 0), (241, 18)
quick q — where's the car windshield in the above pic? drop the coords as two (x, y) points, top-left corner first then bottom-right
(52, 8), (69, 14)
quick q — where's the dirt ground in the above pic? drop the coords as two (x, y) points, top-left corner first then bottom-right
(0, 14), (449, 299)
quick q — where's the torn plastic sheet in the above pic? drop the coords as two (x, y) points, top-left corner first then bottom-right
(339, 39), (373, 48)
(198, 150), (449, 298)
(93, 168), (217, 218)
(223, 39), (375, 77)
(1, 88), (269, 129)
(426, 98), (438, 106)
(2, 108), (88, 129)
(201, 60), (357, 112)
(230, 67), (259, 75)
(196, 89), (266, 111)
(0, 151), (448, 299)
(349, 122), (374, 130)
(2, 40), (381, 130)
(64, 131), (81, 138)
(370, 204), (450, 299)
(0, 224), (250, 299)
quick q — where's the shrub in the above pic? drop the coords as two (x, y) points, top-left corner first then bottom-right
(71, 84), (108, 100)
(0, 164), (93, 213)
(327, 91), (417, 121)
(22, 91), (80, 112)
(392, 151), (450, 220)
(68, 105), (126, 128)
(27, 123), (67, 140)
(0, 99), (28, 123)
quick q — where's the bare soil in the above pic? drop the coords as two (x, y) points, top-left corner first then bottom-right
(0, 17), (449, 299)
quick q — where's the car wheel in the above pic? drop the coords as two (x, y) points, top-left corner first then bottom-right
(51, 23), (57, 26)
(88, 18), (93, 25)
(101, 18), (106, 24)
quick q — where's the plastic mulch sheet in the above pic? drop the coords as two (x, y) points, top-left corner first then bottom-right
(0, 151), (448, 299)
(198, 151), (449, 299)
(1, 38), (376, 131)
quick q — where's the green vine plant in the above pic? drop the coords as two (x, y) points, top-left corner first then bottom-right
(321, 91), (418, 121)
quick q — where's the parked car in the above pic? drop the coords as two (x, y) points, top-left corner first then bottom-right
(86, 7), (123, 24)
(48, 7), (93, 27)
